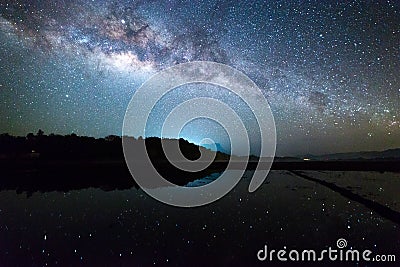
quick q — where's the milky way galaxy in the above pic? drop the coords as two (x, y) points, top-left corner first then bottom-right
(0, 0), (399, 155)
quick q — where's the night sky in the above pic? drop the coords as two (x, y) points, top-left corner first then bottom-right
(0, 0), (399, 156)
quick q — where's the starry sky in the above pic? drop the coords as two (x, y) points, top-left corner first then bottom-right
(0, 0), (399, 156)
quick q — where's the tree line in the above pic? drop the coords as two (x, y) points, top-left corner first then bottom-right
(0, 130), (229, 161)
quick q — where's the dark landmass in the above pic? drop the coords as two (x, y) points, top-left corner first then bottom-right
(0, 131), (230, 194)
(270, 160), (400, 172)
(299, 148), (400, 161)
(1, 131), (400, 195)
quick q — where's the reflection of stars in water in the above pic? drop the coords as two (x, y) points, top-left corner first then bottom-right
(3, 171), (398, 265)
(0, 0), (399, 155)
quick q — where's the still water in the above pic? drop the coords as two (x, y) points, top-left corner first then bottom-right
(0, 171), (399, 266)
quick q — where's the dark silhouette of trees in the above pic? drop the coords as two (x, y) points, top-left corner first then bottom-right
(0, 131), (228, 162)
(0, 131), (230, 193)
(37, 129), (44, 137)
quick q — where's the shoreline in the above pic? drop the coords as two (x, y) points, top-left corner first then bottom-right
(1, 159), (399, 195)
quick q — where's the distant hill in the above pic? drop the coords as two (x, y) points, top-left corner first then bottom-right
(306, 148), (400, 161)
(201, 142), (228, 154)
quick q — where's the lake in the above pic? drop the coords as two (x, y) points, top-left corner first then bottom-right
(0, 171), (399, 266)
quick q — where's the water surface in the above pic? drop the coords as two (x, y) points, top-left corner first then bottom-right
(0, 171), (399, 266)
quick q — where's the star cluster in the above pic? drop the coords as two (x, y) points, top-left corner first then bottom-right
(0, 0), (399, 155)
